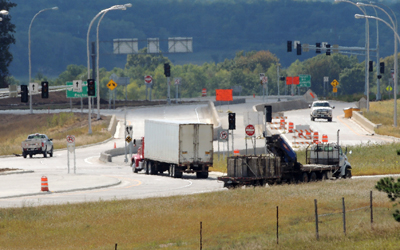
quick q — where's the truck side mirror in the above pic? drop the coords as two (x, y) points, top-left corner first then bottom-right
(308, 104), (311, 108)
(332, 106), (335, 109)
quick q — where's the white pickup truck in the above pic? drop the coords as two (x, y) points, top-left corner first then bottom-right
(21, 133), (53, 158)
(309, 100), (335, 122)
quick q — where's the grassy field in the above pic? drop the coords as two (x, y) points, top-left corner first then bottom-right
(0, 178), (398, 249)
(363, 99), (400, 138)
(0, 112), (112, 156)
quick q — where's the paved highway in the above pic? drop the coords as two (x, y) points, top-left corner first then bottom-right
(0, 96), (398, 207)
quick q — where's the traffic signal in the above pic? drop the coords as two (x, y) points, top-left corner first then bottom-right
(41, 81), (49, 98)
(380, 62), (385, 74)
(296, 43), (301, 55)
(287, 41), (292, 52)
(228, 113), (236, 130)
(21, 85), (28, 103)
(87, 79), (95, 96)
(316, 43), (321, 54)
(164, 63), (171, 77)
(265, 105), (272, 123)
(326, 44), (331, 55)
(369, 61), (373, 72)
(280, 76), (285, 81)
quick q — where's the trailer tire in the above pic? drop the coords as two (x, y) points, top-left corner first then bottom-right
(321, 172), (328, 181)
(145, 161), (149, 175)
(149, 161), (157, 175)
(174, 166), (182, 178)
(302, 172), (309, 183)
(310, 172), (317, 182)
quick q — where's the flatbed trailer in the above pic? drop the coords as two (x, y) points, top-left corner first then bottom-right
(218, 134), (351, 189)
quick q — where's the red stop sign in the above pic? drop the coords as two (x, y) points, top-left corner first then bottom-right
(245, 124), (255, 136)
(145, 75), (153, 83)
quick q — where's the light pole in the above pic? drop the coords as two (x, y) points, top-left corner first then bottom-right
(96, 4), (131, 120)
(28, 7), (58, 114)
(355, 14), (400, 127)
(0, 10), (8, 21)
(335, 0), (370, 111)
(86, 5), (129, 134)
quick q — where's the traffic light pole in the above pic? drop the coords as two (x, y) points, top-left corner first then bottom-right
(167, 77), (171, 104)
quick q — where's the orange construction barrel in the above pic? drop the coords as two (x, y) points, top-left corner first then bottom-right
(41, 176), (49, 192)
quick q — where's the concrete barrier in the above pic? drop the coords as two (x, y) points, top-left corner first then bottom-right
(108, 115), (118, 136)
(351, 111), (381, 134)
(208, 101), (222, 140)
(100, 139), (142, 163)
(254, 99), (310, 113)
(214, 98), (246, 106)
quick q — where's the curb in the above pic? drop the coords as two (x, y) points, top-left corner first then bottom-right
(0, 179), (122, 199)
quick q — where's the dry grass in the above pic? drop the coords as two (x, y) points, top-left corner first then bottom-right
(0, 112), (111, 156)
(0, 178), (398, 249)
(363, 100), (400, 138)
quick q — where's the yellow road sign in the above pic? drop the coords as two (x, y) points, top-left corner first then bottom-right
(126, 136), (132, 143)
(386, 86), (393, 92)
(333, 87), (337, 93)
(331, 79), (339, 87)
(107, 80), (118, 91)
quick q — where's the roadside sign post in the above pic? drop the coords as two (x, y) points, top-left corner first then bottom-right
(218, 130), (228, 160)
(125, 125), (133, 162)
(66, 135), (76, 174)
(324, 76), (329, 97)
(174, 78), (181, 104)
(145, 75), (153, 101)
(245, 124), (255, 155)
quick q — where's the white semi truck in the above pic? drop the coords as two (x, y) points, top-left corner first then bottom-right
(131, 119), (213, 178)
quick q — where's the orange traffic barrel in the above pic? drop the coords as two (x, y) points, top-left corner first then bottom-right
(41, 176), (49, 192)
(233, 149), (240, 155)
(313, 132), (319, 143)
(288, 122), (294, 133)
(280, 119), (286, 130)
(322, 134), (328, 143)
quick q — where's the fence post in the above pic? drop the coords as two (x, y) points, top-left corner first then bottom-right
(342, 197), (346, 236)
(200, 221), (202, 250)
(315, 199), (319, 240)
(115, 243), (117, 250)
(370, 190), (373, 225)
(276, 206), (279, 245)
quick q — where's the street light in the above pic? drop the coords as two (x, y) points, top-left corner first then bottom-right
(335, 0), (370, 111)
(0, 10), (9, 21)
(96, 3), (131, 120)
(355, 14), (400, 127)
(28, 7), (58, 114)
(86, 4), (131, 134)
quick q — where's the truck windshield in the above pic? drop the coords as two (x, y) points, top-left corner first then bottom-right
(314, 102), (330, 107)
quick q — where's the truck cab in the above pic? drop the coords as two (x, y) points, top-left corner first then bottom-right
(306, 143), (352, 178)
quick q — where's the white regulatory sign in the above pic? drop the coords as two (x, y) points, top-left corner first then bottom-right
(66, 135), (75, 143)
(219, 130), (228, 140)
(29, 82), (39, 94)
(72, 80), (82, 92)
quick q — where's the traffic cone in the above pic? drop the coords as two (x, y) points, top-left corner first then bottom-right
(114, 142), (116, 149)
(41, 176), (49, 192)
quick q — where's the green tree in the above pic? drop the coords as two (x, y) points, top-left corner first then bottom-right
(376, 177), (400, 222)
(0, 0), (16, 88)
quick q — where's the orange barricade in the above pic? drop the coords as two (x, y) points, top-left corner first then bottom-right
(280, 119), (286, 130)
(41, 176), (49, 192)
(288, 122), (294, 133)
(322, 134), (328, 143)
(313, 132), (319, 143)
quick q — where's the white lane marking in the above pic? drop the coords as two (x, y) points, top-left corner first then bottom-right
(84, 157), (94, 164)
(172, 180), (193, 190)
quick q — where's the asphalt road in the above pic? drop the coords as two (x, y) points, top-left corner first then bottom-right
(0, 96), (398, 208)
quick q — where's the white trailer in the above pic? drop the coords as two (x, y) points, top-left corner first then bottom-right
(132, 119), (213, 178)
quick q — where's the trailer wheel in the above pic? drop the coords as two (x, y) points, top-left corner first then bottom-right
(149, 161), (157, 175)
(174, 166), (182, 178)
(310, 172), (317, 182)
(301, 172), (309, 183)
(321, 172), (328, 181)
(145, 161), (149, 175)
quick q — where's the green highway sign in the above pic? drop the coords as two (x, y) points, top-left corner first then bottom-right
(66, 81), (97, 98)
(299, 74), (311, 88)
